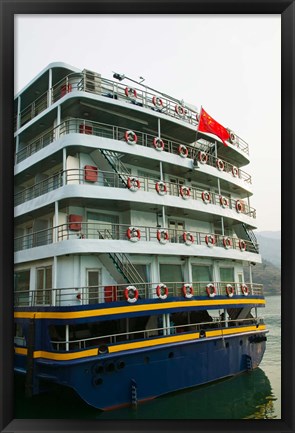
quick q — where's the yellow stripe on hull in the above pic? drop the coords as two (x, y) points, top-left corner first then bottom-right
(14, 298), (265, 320)
(14, 324), (266, 361)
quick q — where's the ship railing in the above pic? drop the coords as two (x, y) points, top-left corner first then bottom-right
(14, 167), (256, 219)
(14, 281), (264, 307)
(49, 317), (264, 351)
(15, 117), (252, 186)
(14, 71), (249, 156)
(14, 221), (259, 253)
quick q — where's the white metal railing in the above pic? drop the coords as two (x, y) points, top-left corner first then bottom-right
(14, 71), (249, 155)
(49, 316), (265, 351)
(14, 167), (255, 217)
(14, 221), (259, 253)
(15, 117), (252, 183)
(14, 280), (264, 307)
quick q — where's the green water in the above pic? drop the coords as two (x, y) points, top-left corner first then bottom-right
(14, 296), (281, 419)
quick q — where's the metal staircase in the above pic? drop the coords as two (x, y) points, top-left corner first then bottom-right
(100, 149), (131, 188)
(98, 229), (145, 285)
(233, 223), (259, 253)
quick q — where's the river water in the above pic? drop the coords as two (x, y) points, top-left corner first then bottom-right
(14, 295), (281, 420)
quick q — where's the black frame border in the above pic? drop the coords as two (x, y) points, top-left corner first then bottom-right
(1, 1), (294, 432)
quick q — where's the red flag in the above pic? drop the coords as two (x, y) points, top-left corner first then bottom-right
(198, 108), (230, 146)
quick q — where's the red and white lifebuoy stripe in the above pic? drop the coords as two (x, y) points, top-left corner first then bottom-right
(125, 87), (137, 99)
(202, 191), (211, 204)
(183, 231), (194, 246)
(205, 234), (215, 247)
(241, 284), (249, 296)
(178, 144), (188, 158)
(156, 283), (169, 300)
(124, 286), (139, 303)
(182, 284), (194, 299)
(226, 284), (234, 298)
(125, 130), (138, 145)
(180, 186), (191, 199)
(126, 227), (141, 242)
(157, 229), (169, 244)
(206, 283), (217, 298)
(219, 196), (229, 208)
(216, 159), (225, 171)
(153, 137), (165, 151)
(239, 239), (247, 251)
(127, 177), (141, 191)
(235, 200), (244, 213)
(223, 237), (232, 249)
(232, 166), (239, 177)
(155, 181), (167, 195)
(152, 96), (163, 108)
(175, 105), (187, 117)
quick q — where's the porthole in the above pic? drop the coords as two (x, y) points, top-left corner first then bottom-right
(106, 363), (115, 372)
(144, 356), (150, 364)
(168, 352), (174, 359)
(240, 340), (243, 346)
(93, 377), (103, 386)
(117, 361), (125, 370)
(226, 342), (229, 348)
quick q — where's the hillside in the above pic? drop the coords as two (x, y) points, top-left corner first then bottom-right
(243, 259), (281, 296)
(255, 231), (281, 268)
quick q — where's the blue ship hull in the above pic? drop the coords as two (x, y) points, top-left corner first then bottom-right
(15, 331), (266, 410)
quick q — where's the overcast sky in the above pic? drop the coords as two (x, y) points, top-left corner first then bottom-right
(14, 15), (281, 232)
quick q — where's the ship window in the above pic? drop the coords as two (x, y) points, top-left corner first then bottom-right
(192, 265), (213, 296)
(87, 269), (101, 304)
(36, 266), (52, 305)
(220, 267), (234, 283)
(14, 269), (31, 305)
(87, 212), (119, 239)
(160, 264), (183, 285)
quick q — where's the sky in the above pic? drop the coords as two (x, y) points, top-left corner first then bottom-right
(14, 15), (281, 232)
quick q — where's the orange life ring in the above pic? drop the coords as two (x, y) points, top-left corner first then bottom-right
(206, 283), (217, 298)
(178, 144), (188, 158)
(216, 159), (225, 171)
(241, 284), (249, 296)
(198, 151), (208, 164)
(202, 191), (211, 204)
(205, 234), (215, 247)
(226, 284), (234, 297)
(157, 229), (169, 244)
(124, 286), (139, 303)
(156, 283), (168, 300)
(153, 137), (165, 151)
(125, 130), (138, 145)
(232, 166), (239, 177)
(152, 96), (163, 108)
(235, 200), (243, 213)
(239, 239), (247, 251)
(223, 237), (232, 249)
(155, 181), (167, 195)
(125, 87), (137, 99)
(126, 227), (141, 242)
(127, 176), (141, 191)
(180, 186), (191, 199)
(183, 231), (194, 245)
(219, 196), (229, 208)
(182, 284), (194, 299)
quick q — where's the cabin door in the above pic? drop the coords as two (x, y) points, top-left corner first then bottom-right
(87, 269), (102, 304)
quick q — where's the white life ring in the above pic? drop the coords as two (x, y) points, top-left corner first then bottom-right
(223, 237), (232, 249)
(178, 144), (188, 158)
(152, 96), (163, 108)
(180, 186), (191, 199)
(156, 283), (169, 300)
(182, 284), (194, 299)
(205, 234), (215, 247)
(202, 191), (211, 204)
(226, 284), (235, 298)
(235, 200), (243, 213)
(241, 284), (249, 296)
(229, 131), (237, 144)
(124, 130), (138, 145)
(153, 137), (165, 151)
(126, 227), (141, 242)
(157, 229), (169, 244)
(219, 196), (229, 208)
(127, 176), (141, 191)
(183, 231), (195, 246)
(232, 166), (239, 177)
(216, 159), (225, 171)
(125, 87), (137, 99)
(206, 283), (217, 298)
(239, 239), (247, 251)
(175, 105), (187, 117)
(155, 181), (167, 195)
(198, 151), (208, 164)
(124, 286), (139, 303)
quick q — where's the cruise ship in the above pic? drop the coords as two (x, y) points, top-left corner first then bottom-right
(14, 62), (267, 411)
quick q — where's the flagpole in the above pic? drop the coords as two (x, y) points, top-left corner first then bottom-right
(195, 105), (203, 143)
